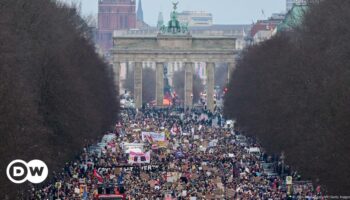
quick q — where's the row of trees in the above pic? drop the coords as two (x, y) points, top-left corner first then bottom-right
(0, 0), (119, 198)
(224, 0), (350, 194)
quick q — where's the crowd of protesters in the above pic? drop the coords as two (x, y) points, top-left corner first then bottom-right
(31, 107), (323, 199)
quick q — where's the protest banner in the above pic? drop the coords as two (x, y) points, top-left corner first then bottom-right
(123, 142), (144, 153)
(128, 151), (151, 164)
(141, 132), (166, 142)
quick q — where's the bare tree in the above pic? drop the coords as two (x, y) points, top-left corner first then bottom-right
(224, 0), (350, 194)
(0, 0), (119, 198)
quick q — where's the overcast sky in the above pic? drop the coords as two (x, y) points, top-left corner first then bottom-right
(61, 0), (286, 25)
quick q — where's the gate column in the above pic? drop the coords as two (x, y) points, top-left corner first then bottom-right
(134, 62), (143, 109)
(156, 62), (164, 107)
(184, 62), (194, 109)
(206, 62), (215, 111)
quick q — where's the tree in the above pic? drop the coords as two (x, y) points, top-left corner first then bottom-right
(0, 0), (119, 198)
(224, 0), (350, 194)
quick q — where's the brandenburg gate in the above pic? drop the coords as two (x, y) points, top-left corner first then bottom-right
(111, 3), (237, 111)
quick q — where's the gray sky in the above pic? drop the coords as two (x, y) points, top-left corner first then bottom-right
(62, 0), (286, 25)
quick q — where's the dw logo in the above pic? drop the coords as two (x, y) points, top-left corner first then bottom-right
(6, 159), (48, 184)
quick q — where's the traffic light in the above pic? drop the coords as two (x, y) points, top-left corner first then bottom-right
(223, 87), (228, 94)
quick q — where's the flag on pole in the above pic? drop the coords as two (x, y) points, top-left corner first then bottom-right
(93, 169), (103, 183)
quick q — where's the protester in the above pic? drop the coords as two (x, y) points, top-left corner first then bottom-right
(32, 107), (321, 199)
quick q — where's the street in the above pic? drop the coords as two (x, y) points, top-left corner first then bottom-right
(33, 107), (320, 199)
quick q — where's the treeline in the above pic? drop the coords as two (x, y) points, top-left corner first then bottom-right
(0, 0), (119, 198)
(224, 0), (350, 194)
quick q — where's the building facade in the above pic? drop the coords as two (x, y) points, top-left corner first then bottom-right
(113, 24), (250, 85)
(177, 11), (213, 27)
(249, 13), (285, 44)
(98, 0), (136, 54)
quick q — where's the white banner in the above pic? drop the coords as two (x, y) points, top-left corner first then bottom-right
(141, 132), (165, 142)
(128, 151), (151, 164)
(123, 143), (144, 153)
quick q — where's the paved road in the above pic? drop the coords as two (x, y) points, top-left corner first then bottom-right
(32, 108), (321, 199)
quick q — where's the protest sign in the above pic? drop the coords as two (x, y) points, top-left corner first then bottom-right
(128, 151), (151, 164)
(123, 143), (144, 153)
(141, 132), (166, 142)
(286, 176), (293, 185)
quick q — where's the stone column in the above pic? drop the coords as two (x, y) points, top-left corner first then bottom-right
(184, 62), (193, 109)
(134, 62), (143, 109)
(227, 61), (236, 83)
(124, 61), (130, 94)
(156, 62), (164, 107)
(206, 62), (215, 111)
(113, 62), (121, 95)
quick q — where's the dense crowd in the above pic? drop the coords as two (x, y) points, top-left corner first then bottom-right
(31, 107), (322, 199)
